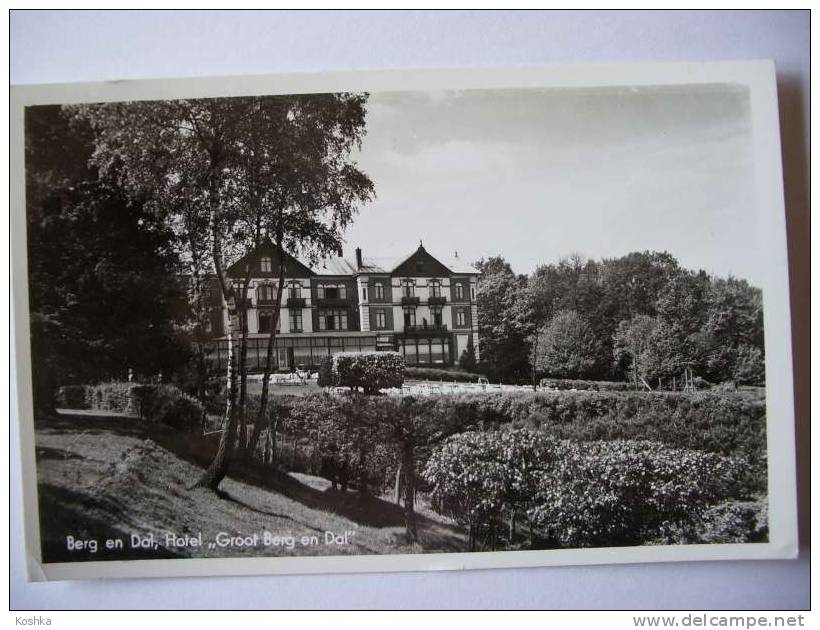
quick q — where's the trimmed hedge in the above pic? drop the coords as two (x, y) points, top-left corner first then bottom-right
(133, 384), (204, 431)
(538, 378), (711, 392)
(279, 388), (767, 494)
(86, 382), (143, 415)
(55, 385), (90, 409)
(79, 381), (203, 431)
(405, 366), (487, 383)
(320, 351), (404, 394)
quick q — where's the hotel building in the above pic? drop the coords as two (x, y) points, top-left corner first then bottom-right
(201, 240), (480, 371)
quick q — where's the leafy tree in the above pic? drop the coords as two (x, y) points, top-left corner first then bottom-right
(613, 315), (657, 388)
(73, 94), (374, 490)
(458, 339), (478, 372)
(534, 310), (600, 379)
(25, 106), (188, 414)
(474, 256), (530, 382)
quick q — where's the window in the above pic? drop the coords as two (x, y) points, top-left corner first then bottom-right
(318, 284), (346, 300)
(260, 256), (272, 273)
(403, 306), (416, 328)
(401, 279), (415, 297)
(471, 286), (476, 300)
(289, 309), (303, 332)
(429, 279), (441, 297)
(375, 309), (386, 329)
(455, 283), (464, 300)
(456, 309), (467, 327)
(362, 286), (367, 302)
(375, 282), (384, 300)
(258, 311), (278, 334)
(319, 309), (348, 331)
(415, 260), (424, 273)
(257, 283), (276, 304)
(431, 306), (443, 327)
(288, 281), (301, 299)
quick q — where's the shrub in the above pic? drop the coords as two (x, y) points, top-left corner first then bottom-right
(55, 385), (89, 409)
(133, 384), (204, 431)
(324, 351), (404, 394)
(275, 386), (766, 499)
(424, 429), (741, 548)
(86, 382), (143, 415)
(656, 497), (769, 544)
(528, 439), (740, 547)
(405, 366), (487, 383)
(317, 355), (334, 388)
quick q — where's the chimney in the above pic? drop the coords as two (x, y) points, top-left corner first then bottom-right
(355, 247), (363, 269)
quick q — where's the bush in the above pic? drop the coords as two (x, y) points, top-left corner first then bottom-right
(133, 384), (204, 431)
(528, 439), (740, 547)
(424, 429), (741, 548)
(86, 382), (143, 415)
(55, 385), (89, 409)
(317, 355), (334, 388)
(322, 351), (404, 394)
(405, 366), (487, 383)
(83, 381), (203, 431)
(657, 497), (769, 544)
(277, 387), (767, 493)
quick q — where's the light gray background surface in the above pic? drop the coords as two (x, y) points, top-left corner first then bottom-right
(10, 9), (810, 610)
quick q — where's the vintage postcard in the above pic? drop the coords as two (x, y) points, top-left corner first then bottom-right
(10, 61), (797, 581)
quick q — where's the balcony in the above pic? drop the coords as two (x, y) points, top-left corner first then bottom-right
(400, 295), (421, 306)
(427, 295), (447, 306)
(286, 296), (306, 308)
(256, 298), (277, 306)
(403, 324), (448, 336)
(316, 297), (349, 307)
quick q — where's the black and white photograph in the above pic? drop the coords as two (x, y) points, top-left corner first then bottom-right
(12, 62), (797, 580)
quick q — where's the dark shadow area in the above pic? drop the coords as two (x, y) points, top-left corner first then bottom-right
(38, 483), (179, 563)
(39, 411), (466, 539)
(776, 73), (810, 548)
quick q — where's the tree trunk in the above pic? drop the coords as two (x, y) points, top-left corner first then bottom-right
(253, 231), (287, 452)
(195, 179), (239, 491)
(196, 315), (239, 489)
(393, 463), (403, 504)
(237, 274), (251, 451)
(401, 442), (418, 541)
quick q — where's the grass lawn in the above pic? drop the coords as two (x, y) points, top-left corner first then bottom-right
(34, 412), (467, 563)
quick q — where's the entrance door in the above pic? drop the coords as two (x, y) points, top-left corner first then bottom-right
(287, 347), (295, 369)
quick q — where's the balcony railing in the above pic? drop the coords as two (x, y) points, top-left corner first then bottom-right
(401, 295), (421, 306)
(316, 296), (349, 307)
(427, 295), (447, 305)
(403, 324), (448, 335)
(286, 296), (306, 308)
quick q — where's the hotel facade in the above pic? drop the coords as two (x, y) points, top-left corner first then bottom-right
(201, 240), (480, 371)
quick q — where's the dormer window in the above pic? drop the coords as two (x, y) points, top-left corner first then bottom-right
(260, 256), (272, 273)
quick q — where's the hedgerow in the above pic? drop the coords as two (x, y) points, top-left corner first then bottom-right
(405, 366), (487, 383)
(277, 388), (766, 495)
(319, 351), (404, 394)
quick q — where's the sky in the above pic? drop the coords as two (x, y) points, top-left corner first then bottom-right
(341, 84), (763, 286)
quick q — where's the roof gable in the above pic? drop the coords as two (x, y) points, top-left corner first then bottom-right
(392, 245), (453, 278)
(226, 240), (314, 279)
